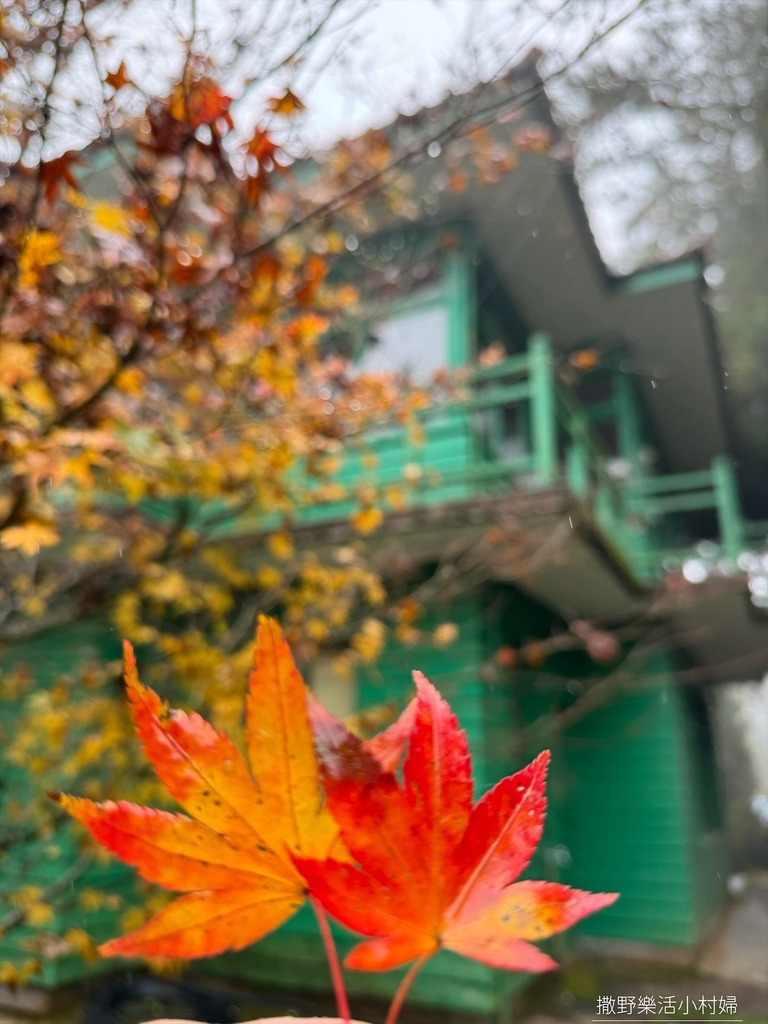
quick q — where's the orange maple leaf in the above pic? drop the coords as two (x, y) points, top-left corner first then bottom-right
(267, 89), (305, 117)
(57, 617), (343, 958)
(105, 62), (131, 92)
(296, 673), (617, 973)
(569, 347), (601, 372)
(56, 617), (408, 960)
(171, 79), (234, 131)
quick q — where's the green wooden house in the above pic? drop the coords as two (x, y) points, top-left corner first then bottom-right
(198, 72), (768, 1017)
(3, 66), (767, 1021)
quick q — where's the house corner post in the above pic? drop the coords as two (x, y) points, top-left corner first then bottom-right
(712, 455), (744, 560)
(529, 332), (557, 487)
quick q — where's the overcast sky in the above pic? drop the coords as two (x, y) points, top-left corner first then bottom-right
(8, 0), (646, 267)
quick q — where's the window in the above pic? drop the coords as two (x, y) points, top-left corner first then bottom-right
(360, 302), (449, 383)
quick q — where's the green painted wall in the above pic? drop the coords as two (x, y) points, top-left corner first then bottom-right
(560, 680), (726, 946)
(0, 621), (136, 987)
(480, 588), (726, 949)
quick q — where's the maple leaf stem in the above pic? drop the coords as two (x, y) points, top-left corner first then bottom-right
(311, 895), (351, 1024)
(385, 954), (431, 1024)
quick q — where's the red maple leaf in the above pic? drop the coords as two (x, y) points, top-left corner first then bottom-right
(187, 80), (234, 131)
(297, 672), (617, 973)
(39, 152), (84, 203)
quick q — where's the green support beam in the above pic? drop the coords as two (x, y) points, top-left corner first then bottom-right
(614, 372), (644, 467)
(529, 332), (557, 487)
(712, 455), (744, 560)
(566, 411), (590, 497)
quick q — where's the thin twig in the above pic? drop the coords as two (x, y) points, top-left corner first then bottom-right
(0, 853), (92, 932)
(232, 0), (648, 263)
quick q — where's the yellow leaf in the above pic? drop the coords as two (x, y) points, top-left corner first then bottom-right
(1, 522), (60, 555)
(268, 531), (294, 561)
(385, 485), (407, 510)
(16, 886), (43, 908)
(25, 902), (54, 927)
(306, 618), (329, 642)
(141, 568), (188, 604)
(119, 473), (148, 504)
(257, 566), (283, 589)
(22, 595), (46, 617)
(433, 623), (459, 647)
(351, 506), (383, 535)
(0, 341), (38, 386)
(64, 187), (89, 209)
(0, 960), (40, 986)
(267, 89), (304, 117)
(323, 230), (345, 253)
(115, 364), (144, 391)
(65, 927), (99, 962)
(18, 230), (61, 289)
(120, 907), (149, 933)
(21, 378), (55, 413)
(89, 201), (132, 237)
(78, 890), (105, 911)
(351, 617), (386, 662)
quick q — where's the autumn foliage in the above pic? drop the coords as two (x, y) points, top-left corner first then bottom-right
(0, 2), (444, 980)
(1, 0), (583, 991)
(57, 618), (617, 1021)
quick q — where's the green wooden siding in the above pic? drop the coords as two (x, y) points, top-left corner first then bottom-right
(298, 413), (477, 523)
(559, 682), (699, 945)
(557, 680), (724, 946)
(481, 589), (726, 949)
(0, 621), (137, 987)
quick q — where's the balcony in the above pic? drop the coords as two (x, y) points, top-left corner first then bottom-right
(297, 334), (763, 585)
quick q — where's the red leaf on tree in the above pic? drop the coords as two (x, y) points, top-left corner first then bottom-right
(496, 644), (517, 668)
(174, 79), (234, 131)
(39, 152), (84, 203)
(295, 253), (329, 305)
(245, 129), (280, 166)
(296, 673), (617, 973)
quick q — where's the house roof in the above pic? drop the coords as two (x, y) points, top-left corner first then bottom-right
(366, 54), (733, 474)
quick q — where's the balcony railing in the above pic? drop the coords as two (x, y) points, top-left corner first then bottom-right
(341, 332), (758, 583)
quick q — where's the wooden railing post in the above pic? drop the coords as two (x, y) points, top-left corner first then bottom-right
(529, 332), (557, 487)
(566, 411), (590, 497)
(712, 455), (744, 560)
